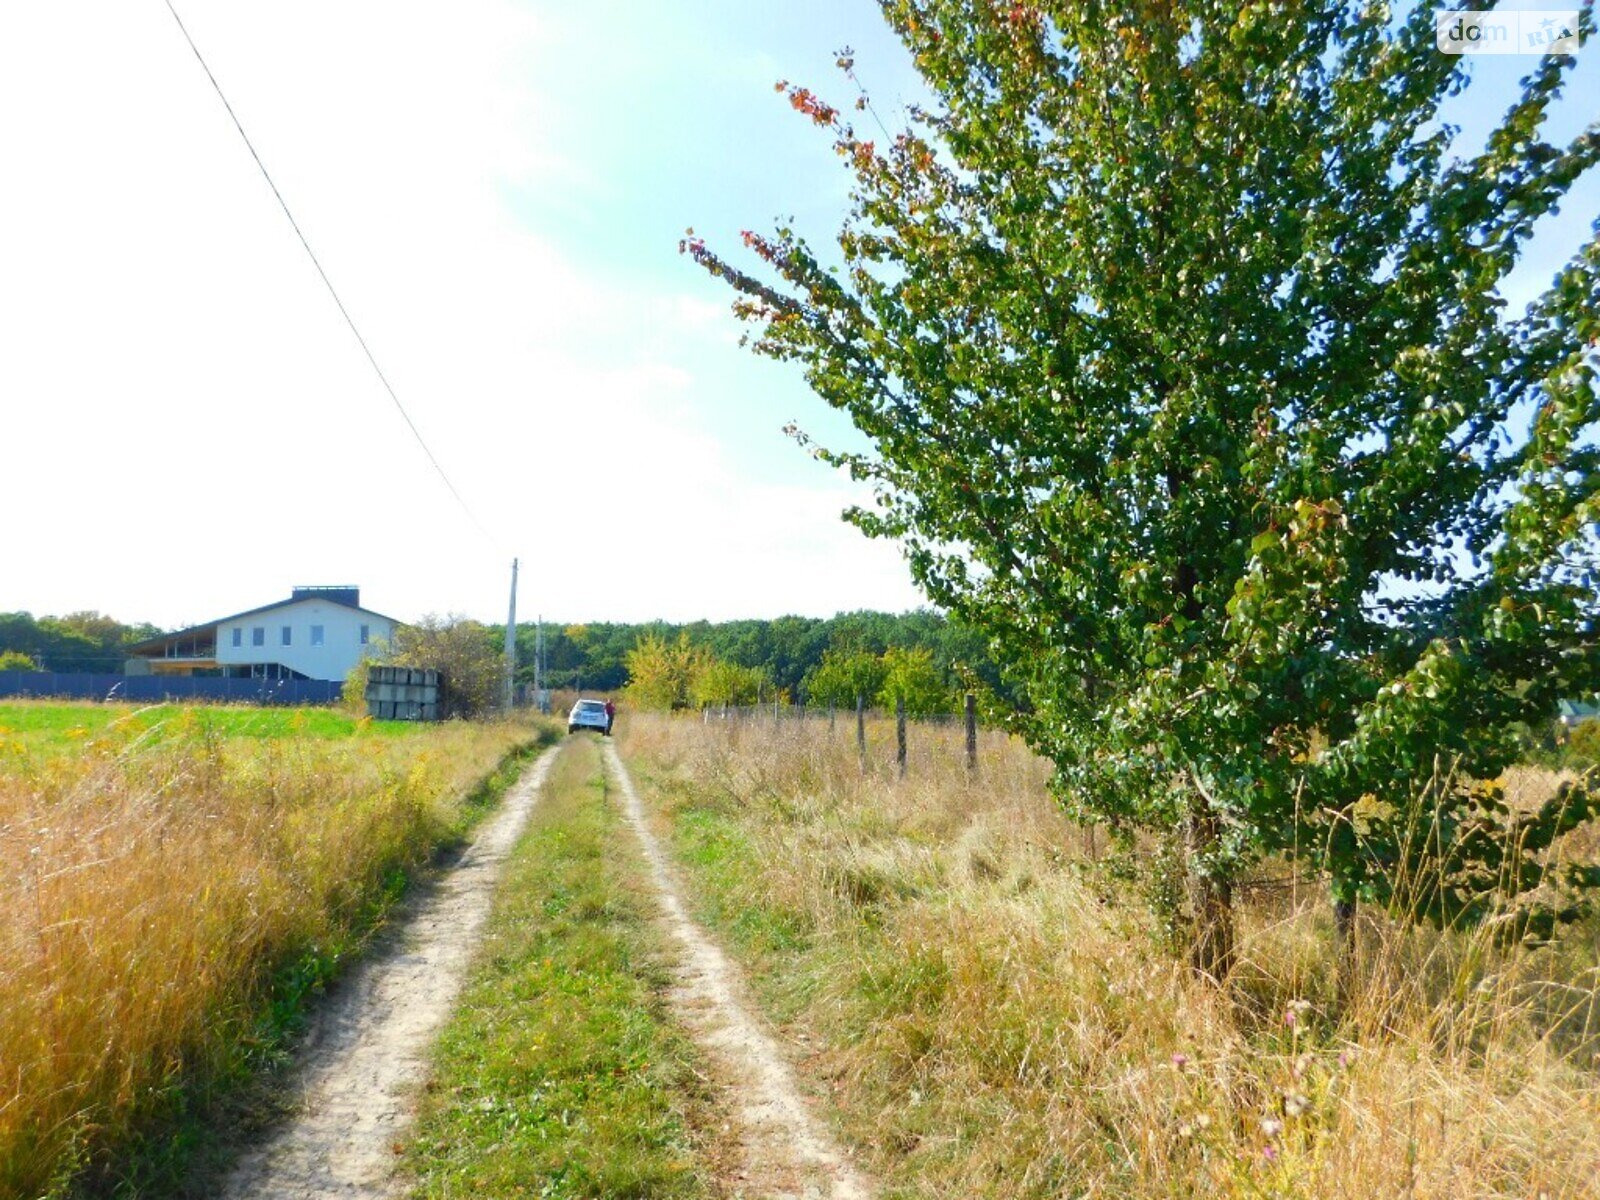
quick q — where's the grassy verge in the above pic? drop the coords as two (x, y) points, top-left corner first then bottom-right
(403, 736), (718, 1199)
(621, 713), (1600, 1200)
(0, 707), (557, 1199)
(127, 728), (560, 1200)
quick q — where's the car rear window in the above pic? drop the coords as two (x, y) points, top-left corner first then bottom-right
(576, 701), (606, 714)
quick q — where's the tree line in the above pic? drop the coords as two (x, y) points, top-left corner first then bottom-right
(510, 609), (1001, 709)
(622, 633), (960, 716)
(0, 606), (997, 717)
(0, 611), (162, 673)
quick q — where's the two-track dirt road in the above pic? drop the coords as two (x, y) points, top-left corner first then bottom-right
(221, 737), (873, 1200)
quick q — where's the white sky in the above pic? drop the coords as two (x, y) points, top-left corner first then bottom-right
(0, 1), (927, 629)
(0, 3), (1594, 631)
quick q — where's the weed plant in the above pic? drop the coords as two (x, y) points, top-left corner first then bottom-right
(623, 713), (1600, 1198)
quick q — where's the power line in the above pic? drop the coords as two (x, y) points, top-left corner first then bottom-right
(160, 0), (500, 550)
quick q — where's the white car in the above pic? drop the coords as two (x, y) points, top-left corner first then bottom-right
(568, 698), (609, 735)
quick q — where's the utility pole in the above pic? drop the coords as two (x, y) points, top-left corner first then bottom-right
(534, 613), (544, 712)
(503, 557), (518, 712)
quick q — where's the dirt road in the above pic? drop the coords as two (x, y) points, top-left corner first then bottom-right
(218, 745), (562, 1199)
(214, 736), (869, 1199)
(603, 740), (874, 1200)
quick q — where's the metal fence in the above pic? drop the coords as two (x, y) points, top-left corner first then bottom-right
(0, 671), (344, 706)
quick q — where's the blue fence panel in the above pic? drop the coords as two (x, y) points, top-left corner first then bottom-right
(0, 672), (343, 706)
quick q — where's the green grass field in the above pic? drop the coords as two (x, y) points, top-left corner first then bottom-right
(0, 699), (424, 757)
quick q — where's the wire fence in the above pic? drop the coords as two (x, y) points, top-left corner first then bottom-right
(705, 703), (962, 726)
(695, 694), (983, 778)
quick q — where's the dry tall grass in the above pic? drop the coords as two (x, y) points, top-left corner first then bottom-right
(0, 705), (541, 1197)
(623, 712), (1600, 1198)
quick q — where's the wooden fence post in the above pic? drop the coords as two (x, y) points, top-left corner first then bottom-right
(896, 697), (907, 780)
(856, 693), (866, 773)
(964, 692), (977, 773)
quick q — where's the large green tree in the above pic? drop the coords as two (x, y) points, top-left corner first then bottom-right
(624, 632), (707, 710)
(690, 1), (1599, 974)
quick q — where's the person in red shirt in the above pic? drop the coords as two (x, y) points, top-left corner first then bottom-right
(603, 697), (616, 736)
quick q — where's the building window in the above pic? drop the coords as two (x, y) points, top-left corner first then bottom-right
(310, 625), (325, 647)
(359, 624), (369, 645)
(281, 626), (292, 646)
(232, 628), (242, 648)
(251, 627), (265, 647)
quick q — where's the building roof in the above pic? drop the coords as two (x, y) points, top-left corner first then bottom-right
(128, 588), (403, 652)
(1557, 698), (1600, 720)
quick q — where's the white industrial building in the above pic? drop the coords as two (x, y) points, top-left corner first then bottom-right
(126, 586), (401, 682)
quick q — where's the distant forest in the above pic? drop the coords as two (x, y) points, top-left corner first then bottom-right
(511, 610), (1003, 702)
(0, 612), (162, 673)
(0, 607), (1004, 706)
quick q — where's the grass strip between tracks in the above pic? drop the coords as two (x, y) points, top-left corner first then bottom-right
(402, 735), (717, 1199)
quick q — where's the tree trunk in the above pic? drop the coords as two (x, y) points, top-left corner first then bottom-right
(1333, 895), (1358, 1012)
(1189, 872), (1235, 981)
(1185, 794), (1235, 981)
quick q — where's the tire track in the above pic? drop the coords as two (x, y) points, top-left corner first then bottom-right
(218, 743), (563, 1200)
(603, 740), (873, 1200)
